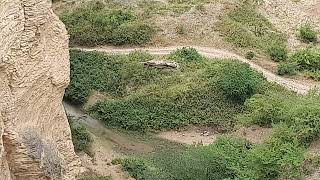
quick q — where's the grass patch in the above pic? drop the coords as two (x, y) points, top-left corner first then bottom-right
(120, 85), (320, 180)
(217, 1), (287, 57)
(66, 48), (265, 131)
(78, 176), (112, 180)
(299, 24), (318, 43)
(121, 135), (306, 180)
(277, 62), (297, 75)
(137, 0), (210, 16)
(69, 118), (93, 153)
(289, 48), (320, 72)
(60, 1), (155, 46)
(239, 90), (320, 147)
(279, 48), (320, 79)
(65, 50), (164, 104)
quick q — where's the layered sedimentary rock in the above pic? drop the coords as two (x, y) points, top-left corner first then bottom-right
(0, 0), (80, 179)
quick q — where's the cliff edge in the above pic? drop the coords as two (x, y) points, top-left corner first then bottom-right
(0, 0), (80, 179)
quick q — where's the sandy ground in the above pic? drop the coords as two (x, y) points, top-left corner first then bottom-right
(157, 125), (272, 145)
(260, 0), (320, 50)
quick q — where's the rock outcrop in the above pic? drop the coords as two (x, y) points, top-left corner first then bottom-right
(0, 0), (80, 179)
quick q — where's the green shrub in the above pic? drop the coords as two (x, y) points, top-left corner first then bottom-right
(122, 158), (148, 179)
(239, 91), (320, 147)
(213, 61), (264, 102)
(78, 176), (111, 180)
(299, 24), (318, 43)
(68, 50), (245, 131)
(111, 23), (154, 45)
(267, 45), (288, 62)
(289, 48), (320, 71)
(238, 93), (286, 127)
(245, 51), (255, 60)
(168, 47), (202, 62)
(121, 136), (306, 180)
(250, 140), (305, 179)
(90, 82), (242, 131)
(65, 50), (159, 104)
(60, 3), (155, 46)
(277, 62), (297, 75)
(69, 120), (93, 153)
(121, 136), (254, 180)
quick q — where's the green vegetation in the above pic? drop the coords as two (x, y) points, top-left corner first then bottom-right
(218, 0), (287, 59)
(65, 50), (160, 104)
(213, 61), (264, 102)
(60, 1), (154, 46)
(120, 86), (320, 179)
(168, 47), (202, 62)
(239, 91), (320, 146)
(289, 48), (320, 71)
(299, 24), (318, 43)
(66, 48), (266, 131)
(69, 118), (93, 153)
(277, 62), (297, 75)
(121, 135), (306, 180)
(277, 48), (320, 79)
(78, 176), (112, 180)
(137, 0), (210, 16)
(245, 51), (255, 60)
(267, 45), (288, 62)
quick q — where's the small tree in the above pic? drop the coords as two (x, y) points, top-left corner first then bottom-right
(215, 61), (264, 102)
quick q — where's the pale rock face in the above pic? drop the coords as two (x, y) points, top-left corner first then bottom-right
(0, 0), (81, 179)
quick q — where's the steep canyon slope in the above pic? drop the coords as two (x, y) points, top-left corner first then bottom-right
(0, 0), (80, 179)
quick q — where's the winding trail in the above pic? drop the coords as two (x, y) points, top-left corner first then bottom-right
(75, 46), (318, 94)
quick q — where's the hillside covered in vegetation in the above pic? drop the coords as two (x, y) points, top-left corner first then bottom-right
(53, 0), (320, 179)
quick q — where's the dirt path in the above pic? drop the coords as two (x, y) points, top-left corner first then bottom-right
(75, 46), (318, 95)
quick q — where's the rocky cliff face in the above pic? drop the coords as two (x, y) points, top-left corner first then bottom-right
(0, 0), (80, 179)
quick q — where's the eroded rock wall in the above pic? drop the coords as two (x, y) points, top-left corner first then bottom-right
(0, 0), (80, 179)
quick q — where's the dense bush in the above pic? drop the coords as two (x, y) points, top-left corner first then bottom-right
(60, 2), (154, 46)
(122, 158), (148, 179)
(299, 24), (318, 43)
(277, 62), (297, 75)
(111, 23), (154, 45)
(69, 119), (93, 153)
(64, 50), (161, 104)
(213, 61), (264, 102)
(239, 91), (320, 146)
(289, 48), (320, 71)
(250, 138), (305, 179)
(267, 45), (288, 62)
(90, 78), (242, 131)
(121, 136), (306, 180)
(168, 47), (203, 62)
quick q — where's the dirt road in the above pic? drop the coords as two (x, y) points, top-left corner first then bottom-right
(75, 46), (318, 94)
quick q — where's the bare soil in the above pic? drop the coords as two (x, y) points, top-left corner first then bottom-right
(259, 0), (320, 50)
